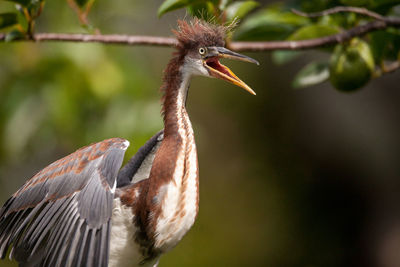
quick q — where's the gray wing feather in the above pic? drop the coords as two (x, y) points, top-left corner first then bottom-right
(0, 138), (129, 267)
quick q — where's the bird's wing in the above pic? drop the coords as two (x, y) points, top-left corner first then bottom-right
(0, 138), (129, 267)
(117, 130), (164, 187)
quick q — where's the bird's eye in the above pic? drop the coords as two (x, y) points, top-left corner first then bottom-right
(199, 47), (206, 55)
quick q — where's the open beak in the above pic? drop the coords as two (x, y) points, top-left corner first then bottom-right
(203, 47), (259, 95)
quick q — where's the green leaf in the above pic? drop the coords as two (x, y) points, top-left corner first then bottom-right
(369, 30), (400, 63)
(292, 61), (329, 88)
(316, 12), (357, 29)
(288, 24), (340, 41)
(234, 4), (309, 41)
(272, 50), (302, 65)
(0, 13), (18, 30)
(4, 0), (31, 7)
(370, 0), (400, 8)
(299, 0), (337, 13)
(225, 1), (259, 22)
(5, 29), (25, 41)
(186, 2), (214, 19)
(339, 0), (370, 6)
(158, 0), (199, 17)
(369, 0), (400, 14)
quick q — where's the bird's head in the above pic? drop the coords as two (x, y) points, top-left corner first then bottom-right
(173, 19), (259, 95)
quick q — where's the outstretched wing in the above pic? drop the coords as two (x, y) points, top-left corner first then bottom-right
(0, 138), (129, 267)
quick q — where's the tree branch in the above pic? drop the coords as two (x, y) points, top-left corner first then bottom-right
(230, 19), (399, 51)
(35, 33), (178, 46)
(0, 10), (399, 52)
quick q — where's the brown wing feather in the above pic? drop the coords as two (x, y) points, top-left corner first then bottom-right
(0, 138), (128, 267)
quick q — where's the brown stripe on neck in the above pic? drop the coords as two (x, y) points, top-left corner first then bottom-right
(160, 55), (187, 138)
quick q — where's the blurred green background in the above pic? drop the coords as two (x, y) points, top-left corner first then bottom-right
(1, 0), (400, 267)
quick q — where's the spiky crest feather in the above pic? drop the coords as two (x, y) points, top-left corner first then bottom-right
(173, 18), (227, 52)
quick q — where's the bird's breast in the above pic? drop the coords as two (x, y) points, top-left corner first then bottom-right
(109, 198), (159, 267)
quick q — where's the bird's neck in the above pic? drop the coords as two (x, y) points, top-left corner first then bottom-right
(161, 56), (191, 137)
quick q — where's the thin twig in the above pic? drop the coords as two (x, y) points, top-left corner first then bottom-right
(291, 6), (385, 21)
(67, 0), (89, 26)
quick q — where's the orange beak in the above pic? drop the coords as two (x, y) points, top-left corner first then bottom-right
(203, 47), (259, 95)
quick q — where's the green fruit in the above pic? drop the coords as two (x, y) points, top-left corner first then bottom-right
(329, 38), (375, 92)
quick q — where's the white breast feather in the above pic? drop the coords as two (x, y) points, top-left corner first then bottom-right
(109, 198), (144, 267)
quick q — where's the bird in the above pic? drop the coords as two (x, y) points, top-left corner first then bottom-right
(0, 19), (258, 267)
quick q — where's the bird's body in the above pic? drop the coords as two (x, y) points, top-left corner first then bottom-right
(0, 19), (258, 267)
